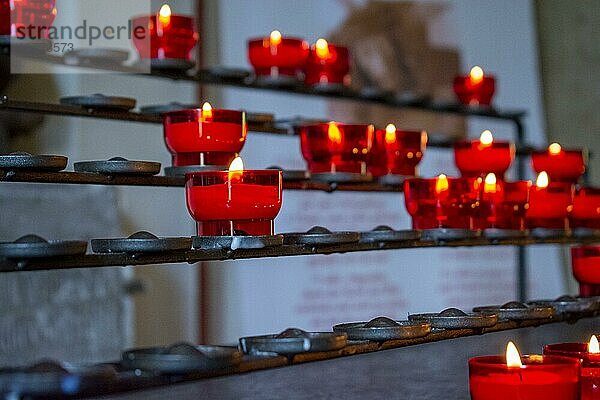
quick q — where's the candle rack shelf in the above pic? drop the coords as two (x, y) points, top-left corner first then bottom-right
(1, 310), (597, 399)
(0, 170), (405, 192)
(0, 97), (538, 155)
(1, 233), (598, 273)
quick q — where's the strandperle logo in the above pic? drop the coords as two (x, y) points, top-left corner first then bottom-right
(14, 20), (148, 46)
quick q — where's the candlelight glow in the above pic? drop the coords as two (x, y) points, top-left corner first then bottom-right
(506, 341), (523, 368)
(327, 122), (342, 144)
(435, 174), (449, 194)
(228, 156), (244, 181)
(548, 142), (562, 156)
(385, 123), (397, 144)
(315, 38), (330, 59)
(469, 66), (485, 85)
(484, 173), (497, 194)
(536, 171), (549, 189)
(159, 4), (172, 25)
(201, 102), (213, 119)
(479, 130), (494, 146)
(589, 335), (599, 354)
(269, 30), (282, 46)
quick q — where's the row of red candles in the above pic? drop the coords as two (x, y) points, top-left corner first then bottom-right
(470, 338), (599, 400)
(1, 2), (496, 106)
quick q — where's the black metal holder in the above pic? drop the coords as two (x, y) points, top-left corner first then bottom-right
(0, 233), (598, 273)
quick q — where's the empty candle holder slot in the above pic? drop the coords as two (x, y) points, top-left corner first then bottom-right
(333, 317), (431, 341)
(408, 308), (497, 329)
(239, 328), (347, 356)
(121, 343), (242, 375)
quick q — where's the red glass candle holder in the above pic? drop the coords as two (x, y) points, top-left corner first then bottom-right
(403, 176), (480, 230)
(527, 182), (573, 229)
(304, 40), (350, 87)
(131, 10), (198, 61)
(453, 67), (496, 106)
(532, 146), (586, 183)
(3, 0), (57, 38)
(185, 170), (283, 236)
(247, 33), (309, 81)
(475, 180), (530, 230)
(570, 187), (600, 229)
(469, 355), (580, 400)
(299, 122), (374, 175)
(454, 139), (515, 179)
(163, 107), (247, 167)
(572, 246), (600, 297)
(369, 126), (427, 177)
(544, 343), (600, 400)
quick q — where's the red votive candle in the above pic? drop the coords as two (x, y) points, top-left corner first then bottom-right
(469, 355), (580, 400)
(474, 174), (531, 230)
(454, 130), (515, 179)
(132, 4), (198, 61)
(369, 124), (428, 177)
(298, 122), (374, 175)
(304, 38), (350, 87)
(532, 143), (586, 183)
(185, 159), (283, 236)
(247, 30), (309, 81)
(403, 175), (480, 230)
(3, 0), (57, 38)
(544, 339), (600, 400)
(470, 342), (580, 400)
(453, 66), (496, 106)
(526, 172), (573, 229)
(570, 187), (600, 229)
(572, 246), (600, 297)
(163, 103), (247, 167)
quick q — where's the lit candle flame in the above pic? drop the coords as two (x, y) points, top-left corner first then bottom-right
(315, 38), (330, 59)
(479, 130), (494, 146)
(269, 30), (282, 46)
(228, 156), (244, 182)
(484, 173), (497, 194)
(159, 4), (172, 25)
(548, 142), (562, 156)
(201, 102), (213, 120)
(435, 174), (449, 194)
(536, 171), (549, 189)
(327, 122), (342, 145)
(589, 335), (599, 354)
(506, 341), (523, 368)
(385, 123), (397, 144)
(469, 66), (485, 85)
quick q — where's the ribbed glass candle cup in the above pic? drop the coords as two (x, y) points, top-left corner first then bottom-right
(131, 13), (198, 60)
(570, 187), (600, 229)
(469, 355), (580, 400)
(304, 43), (350, 86)
(369, 128), (427, 177)
(572, 246), (600, 297)
(474, 180), (530, 230)
(544, 343), (600, 400)
(453, 74), (496, 106)
(298, 122), (374, 175)
(2, 0), (57, 37)
(185, 170), (282, 236)
(454, 140), (515, 179)
(526, 182), (573, 229)
(532, 148), (586, 183)
(403, 177), (480, 230)
(247, 36), (309, 80)
(163, 108), (246, 167)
